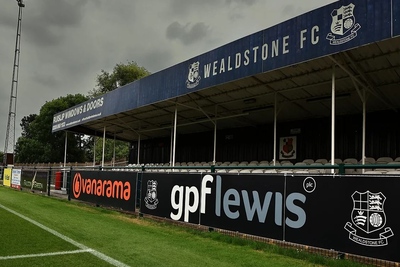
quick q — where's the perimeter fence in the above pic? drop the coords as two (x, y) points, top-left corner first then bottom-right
(1, 162), (400, 198)
(1, 163), (400, 266)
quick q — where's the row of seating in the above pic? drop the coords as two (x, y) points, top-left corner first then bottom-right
(120, 157), (400, 174)
(128, 157), (400, 168)
(116, 167), (400, 175)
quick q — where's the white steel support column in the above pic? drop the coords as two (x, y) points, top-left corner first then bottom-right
(172, 107), (178, 167)
(213, 122), (217, 166)
(63, 131), (68, 189)
(213, 106), (218, 165)
(93, 135), (96, 166)
(362, 89), (367, 172)
(63, 132), (68, 168)
(170, 125), (174, 166)
(331, 66), (336, 173)
(273, 93), (277, 166)
(350, 76), (367, 171)
(102, 127), (106, 168)
(112, 133), (116, 167)
(137, 135), (141, 165)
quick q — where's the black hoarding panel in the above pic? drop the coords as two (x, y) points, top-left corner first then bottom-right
(199, 174), (286, 240)
(285, 175), (400, 263)
(21, 170), (48, 192)
(71, 171), (137, 212)
(140, 173), (202, 225)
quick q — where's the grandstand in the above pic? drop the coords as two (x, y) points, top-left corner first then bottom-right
(40, 0), (400, 264)
(51, 2), (400, 171)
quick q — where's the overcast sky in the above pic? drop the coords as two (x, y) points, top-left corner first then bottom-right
(0, 0), (336, 151)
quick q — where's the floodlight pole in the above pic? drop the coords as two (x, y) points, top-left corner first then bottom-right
(3, 0), (25, 166)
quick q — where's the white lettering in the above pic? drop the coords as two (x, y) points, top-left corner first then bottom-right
(204, 64), (212, 78)
(244, 50), (250, 66)
(213, 61), (218, 76)
(170, 185), (184, 221)
(252, 46), (259, 63)
(272, 39), (279, 58)
(227, 56), (233, 71)
(262, 44), (268, 60)
(311, 25), (319, 45)
(283, 35), (289, 54)
(184, 186), (199, 222)
(200, 175), (213, 213)
(219, 59), (225, 73)
(170, 175), (307, 228)
(235, 53), (241, 69)
(300, 29), (307, 49)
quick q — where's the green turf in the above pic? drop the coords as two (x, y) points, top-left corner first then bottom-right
(0, 253), (111, 267)
(0, 207), (77, 255)
(0, 186), (370, 267)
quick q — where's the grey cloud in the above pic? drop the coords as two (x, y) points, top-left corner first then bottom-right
(169, 0), (217, 16)
(0, 6), (17, 29)
(280, 2), (326, 18)
(166, 22), (209, 45)
(135, 49), (175, 73)
(23, 0), (88, 46)
(226, 0), (257, 5)
(281, 4), (301, 18)
(31, 72), (59, 88)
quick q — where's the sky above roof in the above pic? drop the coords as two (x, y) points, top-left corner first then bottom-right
(0, 0), (336, 149)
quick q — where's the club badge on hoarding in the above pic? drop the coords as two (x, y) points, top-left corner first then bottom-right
(344, 191), (394, 247)
(186, 61), (201, 89)
(326, 3), (361, 45)
(144, 180), (159, 210)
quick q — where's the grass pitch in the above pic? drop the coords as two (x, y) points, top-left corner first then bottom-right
(0, 186), (369, 267)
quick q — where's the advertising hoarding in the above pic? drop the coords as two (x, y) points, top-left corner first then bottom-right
(21, 170), (48, 192)
(11, 169), (21, 190)
(71, 171), (137, 212)
(140, 173), (400, 262)
(3, 168), (12, 187)
(140, 173), (202, 225)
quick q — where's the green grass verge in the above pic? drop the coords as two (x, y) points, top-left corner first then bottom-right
(0, 207), (77, 255)
(0, 186), (370, 267)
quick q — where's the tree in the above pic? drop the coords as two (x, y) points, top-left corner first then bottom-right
(84, 137), (130, 164)
(20, 114), (37, 138)
(86, 61), (150, 164)
(15, 94), (88, 163)
(88, 61), (150, 97)
(15, 62), (149, 164)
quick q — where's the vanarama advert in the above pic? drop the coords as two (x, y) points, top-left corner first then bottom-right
(71, 170), (136, 211)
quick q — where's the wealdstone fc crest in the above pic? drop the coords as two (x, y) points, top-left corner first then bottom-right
(144, 180), (159, 210)
(326, 3), (361, 45)
(186, 61), (201, 89)
(345, 191), (394, 247)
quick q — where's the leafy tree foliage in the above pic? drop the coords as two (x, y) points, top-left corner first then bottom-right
(20, 114), (37, 138)
(15, 94), (88, 163)
(15, 61), (149, 164)
(86, 61), (150, 163)
(88, 61), (150, 97)
(84, 137), (129, 164)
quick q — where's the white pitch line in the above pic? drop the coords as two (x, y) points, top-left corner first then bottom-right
(0, 249), (93, 260)
(0, 203), (130, 267)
